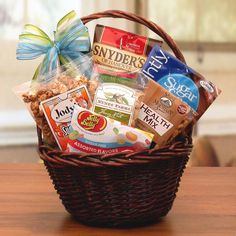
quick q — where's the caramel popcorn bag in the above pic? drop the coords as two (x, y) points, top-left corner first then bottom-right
(14, 11), (93, 147)
(14, 61), (91, 149)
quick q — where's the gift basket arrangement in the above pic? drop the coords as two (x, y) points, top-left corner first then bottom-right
(14, 10), (221, 227)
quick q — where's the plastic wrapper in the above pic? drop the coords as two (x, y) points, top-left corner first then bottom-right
(14, 56), (94, 147)
(67, 106), (154, 154)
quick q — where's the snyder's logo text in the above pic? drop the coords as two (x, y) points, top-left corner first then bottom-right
(93, 43), (145, 69)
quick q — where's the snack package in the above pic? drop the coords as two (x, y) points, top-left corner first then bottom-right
(14, 57), (94, 146)
(67, 106), (154, 154)
(40, 85), (92, 150)
(141, 45), (221, 120)
(91, 66), (145, 126)
(134, 79), (196, 147)
(92, 24), (162, 72)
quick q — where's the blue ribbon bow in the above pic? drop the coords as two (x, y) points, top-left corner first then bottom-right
(16, 11), (90, 81)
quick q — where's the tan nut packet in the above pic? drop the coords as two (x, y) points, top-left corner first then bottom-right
(92, 24), (162, 73)
(134, 79), (196, 147)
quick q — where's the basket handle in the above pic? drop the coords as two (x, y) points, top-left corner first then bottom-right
(81, 10), (186, 64)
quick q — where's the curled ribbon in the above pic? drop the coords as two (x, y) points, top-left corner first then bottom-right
(16, 11), (90, 81)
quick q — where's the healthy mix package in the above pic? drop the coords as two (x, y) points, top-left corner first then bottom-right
(134, 79), (196, 147)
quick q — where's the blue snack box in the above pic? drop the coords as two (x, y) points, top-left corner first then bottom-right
(141, 45), (221, 119)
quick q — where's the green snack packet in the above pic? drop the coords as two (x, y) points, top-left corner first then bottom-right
(91, 66), (145, 126)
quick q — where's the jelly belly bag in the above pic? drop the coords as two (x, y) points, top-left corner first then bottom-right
(92, 24), (162, 72)
(67, 106), (154, 154)
(141, 45), (221, 120)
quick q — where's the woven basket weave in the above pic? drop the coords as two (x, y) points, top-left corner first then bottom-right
(38, 10), (193, 227)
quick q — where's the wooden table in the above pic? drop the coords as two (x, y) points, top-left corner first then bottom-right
(0, 165), (235, 236)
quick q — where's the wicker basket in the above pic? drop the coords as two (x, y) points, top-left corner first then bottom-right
(38, 10), (193, 227)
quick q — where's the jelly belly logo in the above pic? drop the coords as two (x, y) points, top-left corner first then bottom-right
(77, 111), (107, 132)
(159, 74), (200, 111)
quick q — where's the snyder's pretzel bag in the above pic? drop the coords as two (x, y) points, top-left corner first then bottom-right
(67, 106), (154, 154)
(134, 79), (196, 147)
(141, 45), (221, 120)
(92, 24), (162, 72)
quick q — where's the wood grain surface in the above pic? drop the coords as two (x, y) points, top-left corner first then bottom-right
(0, 164), (235, 236)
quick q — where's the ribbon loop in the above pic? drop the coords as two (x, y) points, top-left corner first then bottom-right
(16, 10), (90, 81)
